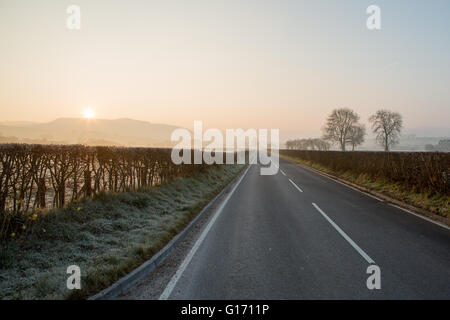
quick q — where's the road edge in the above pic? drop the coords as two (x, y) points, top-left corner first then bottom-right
(282, 157), (450, 230)
(89, 164), (249, 300)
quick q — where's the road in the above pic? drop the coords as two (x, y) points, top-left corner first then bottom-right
(159, 158), (450, 299)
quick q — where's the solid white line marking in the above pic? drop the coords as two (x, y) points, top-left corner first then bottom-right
(159, 165), (251, 300)
(289, 178), (303, 192)
(280, 169), (286, 176)
(389, 203), (450, 231)
(312, 203), (375, 264)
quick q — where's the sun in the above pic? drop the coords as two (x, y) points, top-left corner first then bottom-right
(82, 108), (95, 119)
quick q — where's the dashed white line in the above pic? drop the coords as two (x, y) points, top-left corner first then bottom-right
(159, 164), (251, 300)
(280, 169), (286, 176)
(289, 179), (303, 193)
(312, 203), (375, 264)
(288, 161), (385, 202)
(291, 161), (450, 231)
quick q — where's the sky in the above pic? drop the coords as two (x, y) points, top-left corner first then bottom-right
(0, 0), (449, 139)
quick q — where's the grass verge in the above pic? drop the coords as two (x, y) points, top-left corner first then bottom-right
(0, 164), (244, 300)
(281, 155), (449, 225)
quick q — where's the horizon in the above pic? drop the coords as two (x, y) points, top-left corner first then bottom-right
(1, 0), (450, 139)
(0, 116), (450, 146)
(1, 1), (450, 303)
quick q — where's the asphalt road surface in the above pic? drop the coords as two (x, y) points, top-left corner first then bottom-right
(159, 158), (450, 299)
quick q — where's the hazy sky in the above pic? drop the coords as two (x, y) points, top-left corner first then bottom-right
(1, 0), (449, 138)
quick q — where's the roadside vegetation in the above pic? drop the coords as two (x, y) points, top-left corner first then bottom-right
(0, 144), (214, 242)
(280, 150), (449, 224)
(286, 108), (405, 152)
(0, 163), (244, 299)
(283, 107), (449, 223)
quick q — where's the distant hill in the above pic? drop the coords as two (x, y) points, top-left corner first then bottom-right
(402, 126), (450, 137)
(359, 135), (450, 152)
(358, 127), (450, 151)
(0, 121), (39, 127)
(0, 118), (184, 147)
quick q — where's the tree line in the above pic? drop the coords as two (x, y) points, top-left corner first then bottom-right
(280, 149), (449, 198)
(0, 144), (213, 216)
(285, 138), (330, 151)
(287, 108), (403, 152)
(425, 140), (450, 152)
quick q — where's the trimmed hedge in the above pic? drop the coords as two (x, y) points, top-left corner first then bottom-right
(280, 150), (449, 196)
(0, 144), (225, 240)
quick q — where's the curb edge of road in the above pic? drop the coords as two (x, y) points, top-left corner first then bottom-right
(89, 164), (249, 300)
(283, 157), (450, 230)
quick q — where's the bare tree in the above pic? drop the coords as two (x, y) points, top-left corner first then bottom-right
(322, 108), (360, 151)
(425, 139), (450, 152)
(369, 110), (403, 152)
(347, 124), (366, 151)
(285, 140), (294, 150)
(314, 138), (331, 151)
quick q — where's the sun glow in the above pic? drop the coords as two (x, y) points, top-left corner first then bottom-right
(82, 108), (95, 119)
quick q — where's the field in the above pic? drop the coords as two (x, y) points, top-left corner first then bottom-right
(0, 156), (243, 299)
(280, 150), (449, 220)
(0, 144), (245, 299)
